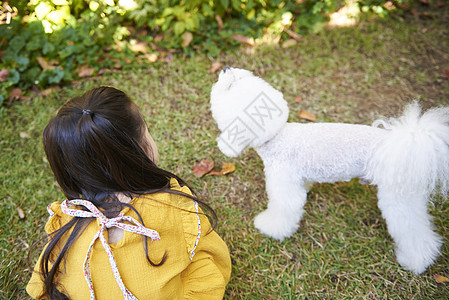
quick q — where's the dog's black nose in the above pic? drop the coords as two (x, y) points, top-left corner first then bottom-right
(223, 66), (231, 73)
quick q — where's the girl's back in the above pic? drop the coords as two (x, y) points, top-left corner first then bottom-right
(27, 87), (231, 299)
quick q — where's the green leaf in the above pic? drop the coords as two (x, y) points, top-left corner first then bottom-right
(16, 56), (30, 72)
(48, 68), (65, 84)
(173, 21), (185, 36)
(35, 2), (53, 20)
(51, 0), (69, 5)
(26, 36), (44, 51)
(7, 69), (20, 85)
(8, 36), (26, 52)
(220, 0), (229, 9)
(43, 42), (56, 55)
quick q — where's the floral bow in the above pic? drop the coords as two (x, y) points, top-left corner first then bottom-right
(59, 199), (160, 300)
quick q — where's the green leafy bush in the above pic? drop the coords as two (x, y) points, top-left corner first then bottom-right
(1, 0), (405, 105)
(0, 0), (129, 105)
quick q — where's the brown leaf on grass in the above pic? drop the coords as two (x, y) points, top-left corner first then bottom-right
(20, 132), (31, 139)
(9, 88), (23, 100)
(40, 86), (61, 97)
(434, 274), (449, 283)
(232, 34), (255, 46)
(437, 2), (444, 8)
(207, 163), (236, 176)
(181, 32), (193, 48)
(36, 56), (57, 71)
(299, 110), (316, 122)
(193, 158), (215, 177)
(282, 39), (297, 48)
(77, 64), (95, 78)
(294, 96), (302, 102)
(0, 68), (9, 81)
(409, 9), (419, 16)
(284, 28), (301, 41)
(446, 68), (449, 78)
(98, 68), (109, 76)
(129, 41), (149, 53)
(154, 34), (164, 43)
(17, 206), (26, 219)
(215, 14), (223, 33)
(210, 62), (223, 73)
(143, 53), (158, 63)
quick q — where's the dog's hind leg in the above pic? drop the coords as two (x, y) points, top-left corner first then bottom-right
(377, 187), (442, 274)
(254, 163), (308, 241)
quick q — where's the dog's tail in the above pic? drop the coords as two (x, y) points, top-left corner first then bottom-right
(365, 101), (449, 198)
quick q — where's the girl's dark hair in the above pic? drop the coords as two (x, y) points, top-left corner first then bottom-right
(38, 86), (216, 299)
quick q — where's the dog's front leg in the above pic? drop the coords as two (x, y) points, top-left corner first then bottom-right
(254, 163), (308, 241)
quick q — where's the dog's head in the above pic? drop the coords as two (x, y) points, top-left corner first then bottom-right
(210, 67), (289, 157)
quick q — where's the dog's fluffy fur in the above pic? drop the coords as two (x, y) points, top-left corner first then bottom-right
(210, 67), (449, 274)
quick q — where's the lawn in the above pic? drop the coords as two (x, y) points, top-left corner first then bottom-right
(1, 6), (449, 299)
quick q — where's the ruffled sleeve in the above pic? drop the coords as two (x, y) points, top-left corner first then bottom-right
(44, 201), (64, 234)
(170, 179), (231, 299)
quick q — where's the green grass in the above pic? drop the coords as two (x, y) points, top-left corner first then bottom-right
(1, 7), (449, 299)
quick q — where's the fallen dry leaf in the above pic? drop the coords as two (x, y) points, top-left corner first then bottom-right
(77, 64), (95, 78)
(446, 68), (449, 78)
(181, 32), (193, 48)
(215, 14), (223, 33)
(294, 96), (302, 102)
(284, 28), (301, 41)
(36, 56), (57, 71)
(210, 62), (223, 73)
(20, 132), (31, 139)
(9, 88), (23, 100)
(410, 9), (419, 16)
(40, 86), (61, 97)
(208, 162), (236, 176)
(129, 41), (149, 53)
(434, 274), (449, 283)
(154, 34), (164, 43)
(143, 53), (158, 63)
(282, 39), (297, 48)
(98, 68), (110, 75)
(17, 206), (26, 219)
(437, 1), (444, 7)
(232, 34), (255, 46)
(299, 110), (316, 122)
(0, 68), (9, 81)
(193, 158), (215, 177)
(221, 163), (235, 175)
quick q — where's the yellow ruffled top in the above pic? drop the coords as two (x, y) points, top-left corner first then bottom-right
(27, 179), (231, 299)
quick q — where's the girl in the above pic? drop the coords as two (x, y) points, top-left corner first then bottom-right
(27, 87), (231, 299)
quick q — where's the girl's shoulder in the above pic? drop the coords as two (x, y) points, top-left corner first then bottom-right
(129, 178), (194, 210)
(44, 178), (198, 236)
(45, 201), (70, 234)
(128, 178), (202, 257)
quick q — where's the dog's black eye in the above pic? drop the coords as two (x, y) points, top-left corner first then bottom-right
(223, 66), (231, 73)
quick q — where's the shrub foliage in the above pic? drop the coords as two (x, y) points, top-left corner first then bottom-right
(0, 0), (405, 105)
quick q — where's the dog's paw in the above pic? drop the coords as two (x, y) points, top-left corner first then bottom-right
(254, 209), (299, 241)
(395, 232), (442, 275)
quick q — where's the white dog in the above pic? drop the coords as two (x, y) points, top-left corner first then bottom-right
(210, 67), (449, 274)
